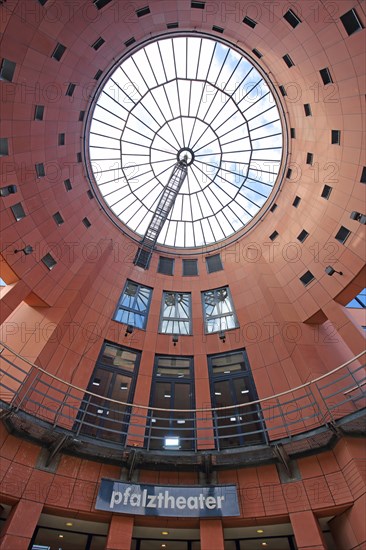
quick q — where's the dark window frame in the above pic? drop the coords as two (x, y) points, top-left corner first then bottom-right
(159, 291), (192, 335)
(113, 280), (153, 330)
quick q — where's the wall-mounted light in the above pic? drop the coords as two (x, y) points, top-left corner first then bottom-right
(219, 330), (226, 343)
(163, 436), (180, 450)
(172, 334), (179, 346)
(0, 185), (17, 197)
(124, 324), (134, 337)
(14, 245), (33, 255)
(325, 266), (343, 276)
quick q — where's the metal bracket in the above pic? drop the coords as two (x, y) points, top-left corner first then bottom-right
(273, 444), (292, 476)
(45, 434), (70, 467)
(202, 453), (213, 484)
(127, 449), (140, 481)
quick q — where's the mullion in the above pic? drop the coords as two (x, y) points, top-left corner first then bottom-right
(92, 117), (124, 132)
(110, 77), (138, 106)
(250, 118), (280, 132)
(246, 104), (277, 123)
(96, 102), (127, 123)
(143, 48), (159, 87)
(118, 66), (143, 101)
(101, 90), (130, 116)
(241, 91), (270, 114)
(236, 78), (263, 108)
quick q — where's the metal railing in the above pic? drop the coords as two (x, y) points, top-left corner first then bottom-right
(0, 342), (365, 454)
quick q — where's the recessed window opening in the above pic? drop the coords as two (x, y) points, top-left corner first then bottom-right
(58, 133), (65, 146)
(270, 203), (278, 212)
(35, 163), (45, 178)
(82, 217), (91, 228)
(340, 8), (364, 36)
(167, 22), (179, 29)
(34, 105), (45, 121)
(11, 202), (26, 221)
(290, 128), (296, 138)
(136, 6), (150, 17)
(0, 59), (16, 82)
(64, 178), (72, 191)
(243, 16), (256, 28)
(293, 196), (301, 207)
(183, 259), (198, 276)
(93, 0), (113, 9)
(321, 185), (332, 199)
(94, 69), (103, 80)
(0, 138), (9, 157)
(53, 211), (64, 225)
(41, 253), (57, 270)
(335, 226), (351, 244)
(113, 280), (152, 329)
(269, 230), (279, 241)
(283, 54), (295, 68)
(300, 271), (315, 286)
(158, 256), (174, 276)
(306, 153), (314, 165)
(160, 292), (192, 335)
(124, 37), (136, 47)
(191, 1), (205, 8)
(252, 48), (262, 58)
(66, 83), (76, 96)
(212, 25), (224, 33)
(283, 9), (302, 28)
(297, 229), (309, 242)
(319, 67), (333, 85)
(304, 104), (312, 116)
(91, 37), (105, 50)
(331, 130), (341, 144)
(51, 43), (66, 61)
(202, 287), (238, 334)
(206, 254), (223, 273)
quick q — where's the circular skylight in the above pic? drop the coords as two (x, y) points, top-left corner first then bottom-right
(88, 34), (284, 248)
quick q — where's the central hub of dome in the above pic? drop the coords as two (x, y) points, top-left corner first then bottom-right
(87, 33), (285, 248)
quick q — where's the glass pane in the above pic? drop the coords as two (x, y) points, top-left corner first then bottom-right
(31, 527), (88, 550)
(160, 292), (191, 335)
(101, 344), (137, 371)
(90, 536), (108, 550)
(212, 352), (247, 375)
(157, 356), (191, 378)
(114, 282), (152, 328)
(203, 287), (238, 333)
(140, 542), (188, 550)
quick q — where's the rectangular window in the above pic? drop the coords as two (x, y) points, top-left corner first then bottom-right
(319, 67), (333, 85)
(64, 178), (72, 191)
(293, 196), (301, 207)
(91, 37), (105, 50)
(340, 8), (364, 36)
(331, 130), (341, 144)
(79, 110), (85, 122)
(51, 43), (66, 61)
(53, 211), (64, 225)
(279, 85), (287, 97)
(290, 128), (296, 138)
(66, 83), (76, 97)
(58, 133), (65, 146)
(282, 54), (295, 68)
(0, 138), (9, 157)
(148, 356), (194, 451)
(306, 152), (314, 165)
(0, 59), (16, 82)
(34, 105), (45, 121)
(191, 1), (205, 8)
(243, 16), (256, 28)
(76, 152), (82, 162)
(212, 25), (224, 33)
(42, 253), (57, 270)
(286, 168), (292, 179)
(87, 189), (93, 199)
(269, 230), (279, 241)
(283, 9), (302, 28)
(160, 292), (192, 335)
(209, 350), (266, 449)
(297, 229), (309, 242)
(134, 247), (151, 269)
(93, 0), (113, 9)
(82, 217), (91, 228)
(113, 280), (152, 329)
(158, 256), (174, 275)
(124, 37), (136, 47)
(300, 270), (315, 286)
(252, 48), (263, 58)
(94, 69), (103, 80)
(206, 253), (223, 273)
(76, 342), (140, 444)
(335, 226), (351, 244)
(167, 22), (179, 29)
(35, 163), (45, 178)
(182, 259), (198, 276)
(11, 202), (26, 221)
(321, 184), (332, 199)
(136, 6), (150, 17)
(304, 104), (312, 116)
(361, 167), (366, 183)
(202, 287), (238, 334)
(270, 203), (277, 212)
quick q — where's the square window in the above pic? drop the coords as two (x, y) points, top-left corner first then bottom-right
(53, 211), (64, 225)
(283, 54), (295, 68)
(114, 280), (152, 329)
(51, 43), (66, 61)
(183, 259), (198, 276)
(300, 271), (315, 286)
(252, 48), (262, 58)
(202, 287), (238, 333)
(212, 25), (224, 33)
(11, 202), (26, 221)
(134, 247), (151, 269)
(91, 37), (105, 50)
(206, 254), (223, 273)
(160, 292), (192, 335)
(283, 9), (302, 28)
(66, 83), (76, 97)
(124, 37), (136, 47)
(319, 67), (333, 85)
(35, 163), (45, 178)
(335, 226), (351, 244)
(42, 253), (57, 270)
(297, 229), (309, 242)
(331, 130), (341, 144)
(93, 0), (113, 9)
(58, 133), (65, 146)
(306, 153), (314, 165)
(0, 59), (16, 82)
(292, 196), (301, 207)
(158, 256), (174, 276)
(34, 105), (45, 121)
(290, 128), (296, 138)
(321, 185), (332, 199)
(340, 8), (364, 36)
(136, 6), (150, 17)
(304, 104), (312, 116)
(243, 16), (256, 28)
(0, 138), (9, 157)
(269, 230), (279, 241)
(82, 217), (91, 228)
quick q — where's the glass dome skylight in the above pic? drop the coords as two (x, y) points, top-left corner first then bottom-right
(88, 34), (284, 248)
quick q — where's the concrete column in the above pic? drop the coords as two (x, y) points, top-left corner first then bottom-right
(290, 510), (327, 550)
(0, 499), (43, 550)
(105, 515), (134, 550)
(200, 518), (225, 550)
